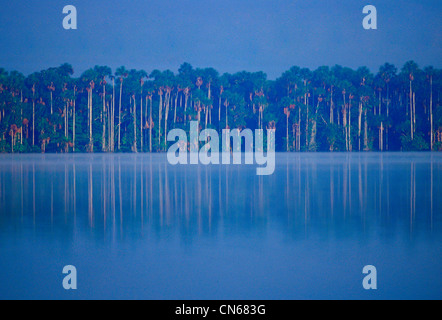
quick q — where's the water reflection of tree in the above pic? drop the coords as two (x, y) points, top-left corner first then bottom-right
(0, 154), (439, 240)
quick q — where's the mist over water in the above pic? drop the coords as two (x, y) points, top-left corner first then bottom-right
(0, 153), (441, 299)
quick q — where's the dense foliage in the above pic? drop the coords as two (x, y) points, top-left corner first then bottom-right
(0, 61), (441, 153)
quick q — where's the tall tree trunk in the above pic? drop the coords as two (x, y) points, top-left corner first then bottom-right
(309, 101), (319, 149)
(358, 102), (363, 151)
(118, 79), (123, 150)
(102, 84), (106, 152)
(225, 100), (229, 129)
(112, 79), (115, 152)
(305, 92), (309, 148)
(133, 96), (137, 152)
(140, 87), (143, 152)
(386, 84), (389, 151)
(149, 96), (152, 152)
(164, 90), (170, 148)
(410, 80), (414, 140)
(297, 106), (301, 151)
(330, 86), (334, 124)
(65, 101), (68, 152)
(87, 90), (90, 150)
(205, 104), (208, 131)
(378, 90), (382, 116)
(158, 90), (163, 150)
(413, 92), (416, 135)
(348, 100), (352, 151)
(109, 80), (113, 152)
(50, 91), (53, 115)
(286, 111), (289, 152)
(218, 95), (222, 124)
(89, 89), (93, 152)
(343, 107), (348, 151)
(364, 109), (368, 151)
(174, 92), (178, 125)
(208, 83), (212, 126)
(146, 94), (149, 127)
(343, 93), (347, 151)
(184, 90), (189, 113)
(32, 86), (35, 147)
(379, 122), (384, 151)
(20, 91), (23, 145)
(430, 76), (434, 150)
(73, 91), (76, 152)
(91, 89), (94, 152)
(64, 102), (68, 138)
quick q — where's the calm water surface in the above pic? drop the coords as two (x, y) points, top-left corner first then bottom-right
(0, 153), (441, 299)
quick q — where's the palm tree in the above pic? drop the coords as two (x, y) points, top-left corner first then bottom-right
(93, 66), (112, 152)
(88, 80), (94, 152)
(121, 69), (143, 153)
(218, 86), (224, 126)
(379, 63), (397, 150)
(110, 76), (115, 152)
(164, 86), (172, 148)
(80, 68), (100, 152)
(348, 93), (354, 151)
(309, 96), (321, 150)
(148, 92), (153, 152)
(72, 84), (77, 151)
(158, 87), (163, 150)
(284, 106), (290, 151)
(132, 94), (137, 152)
(342, 88), (349, 151)
(32, 84), (35, 146)
(201, 68), (218, 125)
(358, 97), (363, 151)
(115, 66), (128, 150)
(138, 70), (148, 152)
(177, 62), (194, 120)
(224, 97), (229, 129)
(255, 90), (267, 130)
(401, 61), (420, 141)
(301, 68), (312, 149)
(48, 82), (55, 115)
(425, 67), (435, 150)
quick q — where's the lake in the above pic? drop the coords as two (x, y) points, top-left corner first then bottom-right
(0, 153), (441, 299)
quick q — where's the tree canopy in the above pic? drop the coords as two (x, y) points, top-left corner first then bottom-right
(0, 61), (441, 153)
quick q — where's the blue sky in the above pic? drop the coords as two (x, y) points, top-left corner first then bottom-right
(0, 0), (440, 79)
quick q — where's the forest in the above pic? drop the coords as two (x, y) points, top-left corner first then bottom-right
(0, 61), (441, 153)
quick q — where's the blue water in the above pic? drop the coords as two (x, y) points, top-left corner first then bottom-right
(0, 153), (441, 300)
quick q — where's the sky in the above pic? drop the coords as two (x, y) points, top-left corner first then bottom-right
(0, 0), (440, 79)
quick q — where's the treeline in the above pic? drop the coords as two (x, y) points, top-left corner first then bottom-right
(0, 61), (441, 153)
